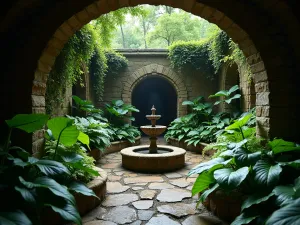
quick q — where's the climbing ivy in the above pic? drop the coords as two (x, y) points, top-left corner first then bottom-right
(46, 24), (96, 115)
(104, 50), (128, 76)
(46, 24), (129, 115)
(168, 31), (230, 80)
(89, 48), (108, 102)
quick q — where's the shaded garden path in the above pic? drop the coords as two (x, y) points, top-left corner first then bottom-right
(82, 148), (226, 225)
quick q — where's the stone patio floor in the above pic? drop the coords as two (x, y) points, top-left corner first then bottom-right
(83, 140), (226, 225)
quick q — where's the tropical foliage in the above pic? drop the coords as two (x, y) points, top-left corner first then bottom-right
(0, 114), (98, 225)
(165, 85), (241, 145)
(189, 113), (300, 225)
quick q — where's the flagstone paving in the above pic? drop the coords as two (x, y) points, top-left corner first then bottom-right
(83, 149), (227, 225)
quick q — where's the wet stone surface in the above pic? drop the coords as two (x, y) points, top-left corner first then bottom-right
(82, 150), (225, 225)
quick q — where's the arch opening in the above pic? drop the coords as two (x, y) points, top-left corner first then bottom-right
(132, 75), (177, 131)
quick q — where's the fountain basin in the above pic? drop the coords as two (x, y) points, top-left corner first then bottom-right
(121, 145), (186, 173)
(140, 125), (166, 137)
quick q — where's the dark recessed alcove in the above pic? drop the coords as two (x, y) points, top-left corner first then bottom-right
(132, 75), (177, 132)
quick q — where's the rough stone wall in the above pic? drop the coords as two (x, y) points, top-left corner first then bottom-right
(50, 85), (72, 117)
(100, 49), (219, 117)
(219, 62), (255, 112)
(1, 0), (300, 152)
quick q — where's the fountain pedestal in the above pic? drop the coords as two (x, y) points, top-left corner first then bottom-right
(120, 106), (186, 173)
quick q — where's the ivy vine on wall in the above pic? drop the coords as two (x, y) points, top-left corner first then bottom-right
(45, 25), (128, 115)
(168, 31), (250, 81)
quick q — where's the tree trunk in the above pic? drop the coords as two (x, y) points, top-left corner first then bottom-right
(120, 25), (126, 48)
(142, 19), (148, 49)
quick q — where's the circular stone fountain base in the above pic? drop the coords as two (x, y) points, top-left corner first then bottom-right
(121, 145), (186, 173)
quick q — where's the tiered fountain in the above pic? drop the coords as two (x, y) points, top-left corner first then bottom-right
(121, 106), (186, 173)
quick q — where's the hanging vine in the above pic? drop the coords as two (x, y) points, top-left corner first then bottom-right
(168, 31), (251, 81)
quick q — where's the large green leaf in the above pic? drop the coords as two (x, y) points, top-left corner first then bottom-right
(279, 159), (300, 168)
(0, 211), (32, 225)
(234, 148), (261, 167)
(269, 139), (300, 154)
(77, 132), (90, 149)
(114, 100), (124, 107)
(214, 167), (249, 189)
(225, 94), (241, 104)
(191, 172), (215, 196)
(15, 186), (36, 204)
(47, 202), (81, 225)
(6, 114), (49, 133)
(231, 212), (259, 225)
(209, 90), (228, 98)
(182, 101), (194, 106)
(34, 160), (70, 176)
(228, 85), (240, 95)
(226, 113), (252, 131)
(19, 177), (75, 205)
(273, 177), (300, 207)
(242, 192), (274, 210)
(59, 151), (83, 163)
(198, 183), (219, 203)
(71, 162), (100, 177)
(253, 160), (282, 187)
(188, 158), (227, 176)
(47, 117), (79, 146)
(266, 199), (300, 225)
(273, 185), (296, 207)
(68, 182), (98, 198)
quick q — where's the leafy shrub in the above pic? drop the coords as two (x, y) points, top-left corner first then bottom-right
(45, 141), (97, 183)
(104, 99), (139, 126)
(165, 85), (241, 145)
(110, 124), (141, 143)
(69, 116), (112, 151)
(189, 113), (300, 225)
(0, 114), (98, 225)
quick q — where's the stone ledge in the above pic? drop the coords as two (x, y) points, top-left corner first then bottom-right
(121, 145), (186, 173)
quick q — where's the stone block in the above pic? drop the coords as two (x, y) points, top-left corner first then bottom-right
(253, 70), (268, 83)
(255, 82), (269, 92)
(32, 107), (46, 114)
(218, 16), (233, 30)
(32, 138), (45, 155)
(32, 95), (45, 107)
(76, 10), (90, 24)
(157, 65), (164, 74)
(251, 61), (266, 73)
(256, 117), (270, 128)
(201, 6), (215, 20)
(85, 3), (100, 17)
(67, 16), (81, 31)
(33, 130), (45, 142)
(32, 81), (47, 96)
(182, 0), (196, 12)
(118, 0), (129, 7)
(191, 2), (205, 15)
(243, 45), (258, 57)
(60, 22), (74, 37)
(256, 92), (270, 106)
(39, 52), (56, 66)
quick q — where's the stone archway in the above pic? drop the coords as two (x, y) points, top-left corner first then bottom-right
(28, 0), (279, 141)
(2, 0), (300, 146)
(122, 64), (188, 117)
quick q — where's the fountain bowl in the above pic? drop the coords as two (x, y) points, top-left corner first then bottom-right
(140, 125), (166, 137)
(121, 145), (186, 173)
